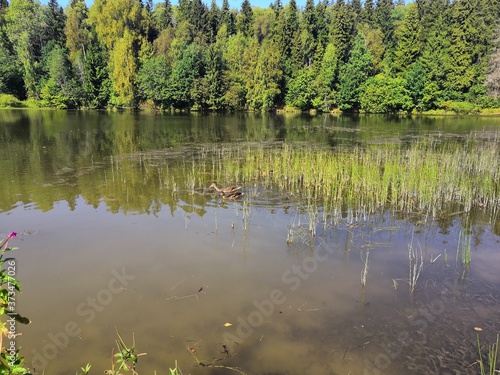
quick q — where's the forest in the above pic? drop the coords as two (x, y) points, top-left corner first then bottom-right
(1, 0), (500, 112)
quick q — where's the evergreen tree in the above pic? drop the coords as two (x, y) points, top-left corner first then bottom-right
(190, 0), (209, 43)
(447, 0), (492, 96)
(311, 42), (338, 111)
(392, 3), (422, 76)
(270, 0), (282, 17)
(246, 39), (282, 110)
(350, 0), (362, 21)
(374, 0), (393, 46)
(208, 0), (220, 44)
(237, 0), (253, 38)
(363, 0), (374, 24)
(82, 35), (110, 108)
(330, 0), (356, 64)
(156, 0), (173, 30)
(221, 0), (236, 35)
(314, 0), (329, 50)
(43, 0), (66, 47)
(337, 34), (373, 111)
(200, 44), (227, 109)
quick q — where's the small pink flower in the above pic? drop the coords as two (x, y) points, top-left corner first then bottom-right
(7, 232), (16, 239)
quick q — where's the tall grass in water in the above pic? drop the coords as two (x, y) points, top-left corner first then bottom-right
(212, 138), (499, 220)
(455, 230), (472, 266)
(477, 334), (499, 375)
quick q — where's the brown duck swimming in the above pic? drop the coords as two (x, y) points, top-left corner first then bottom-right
(209, 183), (242, 196)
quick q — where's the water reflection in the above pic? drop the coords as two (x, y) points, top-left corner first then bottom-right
(1, 110), (499, 375)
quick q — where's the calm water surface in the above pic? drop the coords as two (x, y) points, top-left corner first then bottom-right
(1, 110), (499, 375)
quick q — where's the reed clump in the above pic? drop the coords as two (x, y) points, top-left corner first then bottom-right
(210, 139), (499, 220)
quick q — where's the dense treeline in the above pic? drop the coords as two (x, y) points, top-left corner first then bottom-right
(1, 0), (500, 112)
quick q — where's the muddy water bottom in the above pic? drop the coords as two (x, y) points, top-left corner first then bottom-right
(6, 195), (498, 375)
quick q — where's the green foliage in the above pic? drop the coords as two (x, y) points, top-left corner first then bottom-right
(0, 42), (25, 98)
(0, 233), (30, 375)
(360, 74), (412, 113)
(392, 3), (421, 75)
(0, 94), (23, 108)
(330, 1), (356, 63)
(0, 0), (498, 111)
(338, 34), (373, 111)
(237, 0), (253, 38)
(5, 0), (44, 99)
(105, 331), (145, 375)
(137, 55), (171, 109)
(286, 67), (316, 110)
(246, 39), (282, 110)
(82, 39), (111, 109)
(439, 100), (480, 114)
(167, 43), (205, 109)
(405, 60), (426, 111)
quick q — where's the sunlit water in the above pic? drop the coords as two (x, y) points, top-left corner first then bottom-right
(1, 110), (499, 375)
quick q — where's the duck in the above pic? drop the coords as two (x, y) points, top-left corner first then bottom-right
(209, 183), (242, 196)
(222, 191), (244, 200)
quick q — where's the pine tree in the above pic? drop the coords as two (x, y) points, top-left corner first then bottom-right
(221, 0), (236, 35)
(363, 0), (374, 24)
(392, 3), (422, 76)
(375, 0), (394, 47)
(43, 0), (67, 46)
(330, 0), (356, 64)
(208, 0), (220, 44)
(315, 0), (329, 49)
(237, 0), (253, 38)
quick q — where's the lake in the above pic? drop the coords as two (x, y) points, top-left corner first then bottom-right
(1, 109), (499, 375)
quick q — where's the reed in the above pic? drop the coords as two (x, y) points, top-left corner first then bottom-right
(207, 139), (499, 220)
(456, 230), (472, 266)
(408, 234), (424, 294)
(477, 333), (499, 375)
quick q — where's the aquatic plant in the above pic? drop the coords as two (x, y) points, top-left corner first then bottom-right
(105, 330), (146, 375)
(408, 234), (424, 294)
(477, 333), (499, 375)
(460, 231), (472, 266)
(205, 138), (499, 222)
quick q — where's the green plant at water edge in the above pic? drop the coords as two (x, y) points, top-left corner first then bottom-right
(76, 363), (92, 375)
(0, 232), (30, 375)
(168, 361), (183, 375)
(105, 330), (146, 375)
(477, 334), (499, 375)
